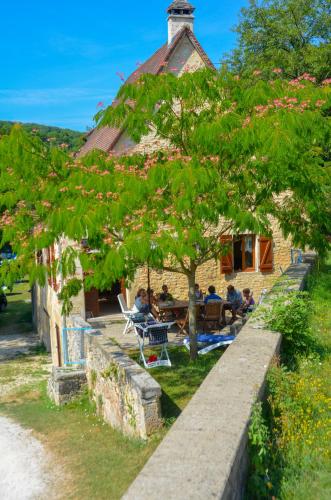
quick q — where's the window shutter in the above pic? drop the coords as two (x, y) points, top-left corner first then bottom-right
(259, 237), (273, 272)
(220, 235), (233, 274)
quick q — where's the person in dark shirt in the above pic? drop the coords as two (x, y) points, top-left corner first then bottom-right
(204, 285), (222, 304)
(159, 284), (174, 302)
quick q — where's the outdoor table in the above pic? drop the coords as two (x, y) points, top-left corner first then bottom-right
(158, 300), (205, 334)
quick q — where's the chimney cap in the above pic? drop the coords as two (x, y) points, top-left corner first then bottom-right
(167, 1), (195, 14)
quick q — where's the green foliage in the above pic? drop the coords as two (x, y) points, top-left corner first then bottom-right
(266, 291), (317, 364)
(0, 71), (330, 357)
(246, 256), (331, 499)
(229, 0), (331, 82)
(0, 120), (84, 152)
(247, 402), (272, 499)
(57, 278), (82, 315)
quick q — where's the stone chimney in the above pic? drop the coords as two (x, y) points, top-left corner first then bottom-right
(167, 1), (195, 45)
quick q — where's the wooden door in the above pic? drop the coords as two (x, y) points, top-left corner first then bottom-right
(55, 324), (62, 367)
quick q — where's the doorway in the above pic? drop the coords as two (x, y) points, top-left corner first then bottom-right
(84, 280), (125, 319)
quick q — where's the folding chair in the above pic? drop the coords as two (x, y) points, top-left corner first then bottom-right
(134, 322), (174, 369)
(183, 334), (235, 355)
(117, 293), (153, 335)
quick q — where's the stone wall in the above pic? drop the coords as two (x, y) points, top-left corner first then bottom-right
(47, 366), (87, 405)
(70, 316), (162, 439)
(124, 257), (315, 499)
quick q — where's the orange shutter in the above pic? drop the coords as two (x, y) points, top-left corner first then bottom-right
(220, 236), (233, 274)
(259, 237), (273, 272)
(120, 278), (126, 297)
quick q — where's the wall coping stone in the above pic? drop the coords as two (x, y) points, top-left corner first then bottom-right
(124, 258), (315, 500)
(85, 329), (162, 400)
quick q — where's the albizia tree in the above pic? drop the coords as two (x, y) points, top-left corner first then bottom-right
(0, 69), (330, 359)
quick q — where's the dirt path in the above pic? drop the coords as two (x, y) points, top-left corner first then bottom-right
(0, 416), (53, 499)
(0, 332), (41, 362)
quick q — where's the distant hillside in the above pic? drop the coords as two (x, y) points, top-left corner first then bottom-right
(0, 120), (85, 152)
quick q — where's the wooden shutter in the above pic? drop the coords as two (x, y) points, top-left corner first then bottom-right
(220, 235), (233, 274)
(259, 237), (273, 272)
(120, 278), (126, 297)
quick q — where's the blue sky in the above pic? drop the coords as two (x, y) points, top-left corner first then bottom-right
(0, 0), (248, 131)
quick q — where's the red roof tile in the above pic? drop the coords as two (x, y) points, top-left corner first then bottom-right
(77, 126), (122, 157)
(78, 27), (214, 157)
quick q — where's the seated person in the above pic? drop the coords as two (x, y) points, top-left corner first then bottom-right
(147, 288), (158, 305)
(134, 288), (151, 315)
(204, 285), (222, 304)
(159, 284), (174, 303)
(227, 285), (243, 310)
(194, 283), (204, 301)
(222, 285), (242, 323)
(241, 288), (255, 314)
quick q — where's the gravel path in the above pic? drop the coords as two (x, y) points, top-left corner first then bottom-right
(0, 416), (53, 499)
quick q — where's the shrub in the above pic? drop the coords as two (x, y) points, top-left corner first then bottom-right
(266, 292), (316, 364)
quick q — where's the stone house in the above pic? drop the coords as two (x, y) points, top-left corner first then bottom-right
(33, 1), (293, 366)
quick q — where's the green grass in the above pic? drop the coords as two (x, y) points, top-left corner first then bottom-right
(0, 279), (32, 333)
(1, 340), (223, 498)
(246, 256), (331, 499)
(130, 346), (223, 426)
(0, 383), (161, 499)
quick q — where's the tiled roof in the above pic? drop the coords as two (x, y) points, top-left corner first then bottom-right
(78, 27), (214, 157)
(126, 27), (214, 84)
(77, 126), (122, 157)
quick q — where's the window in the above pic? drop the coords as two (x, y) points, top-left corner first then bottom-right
(233, 235), (255, 272)
(221, 235), (273, 274)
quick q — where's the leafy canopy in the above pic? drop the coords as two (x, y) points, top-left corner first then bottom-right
(228, 0), (331, 82)
(0, 70), (330, 356)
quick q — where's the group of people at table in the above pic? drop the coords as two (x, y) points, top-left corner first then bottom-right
(135, 283), (255, 327)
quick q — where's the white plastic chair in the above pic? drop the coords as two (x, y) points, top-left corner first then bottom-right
(134, 322), (173, 368)
(117, 293), (153, 335)
(117, 293), (140, 335)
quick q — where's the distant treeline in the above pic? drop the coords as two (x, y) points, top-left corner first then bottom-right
(0, 121), (85, 152)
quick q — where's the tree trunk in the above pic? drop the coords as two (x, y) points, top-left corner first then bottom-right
(187, 270), (198, 360)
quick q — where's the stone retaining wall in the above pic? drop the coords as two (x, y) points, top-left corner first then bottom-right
(124, 258), (315, 499)
(69, 316), (162, 439)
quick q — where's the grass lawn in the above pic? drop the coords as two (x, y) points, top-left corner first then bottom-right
(0, 312), (223, 499)
(130, 347), (223, 426)
(0, 279), (32, 333)
(246, 256), (331, 499)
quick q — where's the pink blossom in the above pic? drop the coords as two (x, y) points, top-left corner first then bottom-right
(59, 187), (68, 193)
(298, 73), (316, 83)
(272, 68), (283, 74)
(315, 100), (326, 107)
(41, 201), (52, 208)
(243, 116), (251, 128)
(322, 78), (331, 85)
(97, 101), (104, 108)
(253, 70), (262, 76)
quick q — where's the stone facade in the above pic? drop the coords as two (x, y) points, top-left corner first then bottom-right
(127, 221), (293, 307)
(33, 241), (86, 367)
